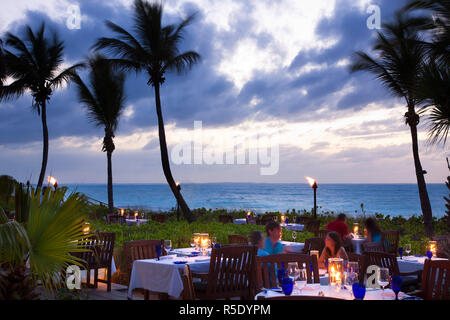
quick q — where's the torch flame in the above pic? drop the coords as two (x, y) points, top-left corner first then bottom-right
(48, 176), (57, 186)
(305, 176), (316, 187)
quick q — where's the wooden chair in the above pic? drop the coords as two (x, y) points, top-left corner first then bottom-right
(381, 230), (400, 255)
(107, 214), (125, 224)
(414, 259), (450, 300)
(433, 235), (449, 259)
(123, 239), (166, 300)
(305, 220), (320, 236)
(71, 232), (115, 292)
(296, 216), (315, 225)
(181, 264), (196, 300)
(194, 245), (257, 300)
(228, 234), (249, 244)
(259, 214), (277, 226)
(256, 253), (320, 290)
(317, 229), (330, 239)
(257, 295), (344, 300)
(151, 214), (167, 223)
(361, 241), (385, 253)
(301, 237), (325, 255)
(218, 215), (233, 224)
(363, 252), (422, 287)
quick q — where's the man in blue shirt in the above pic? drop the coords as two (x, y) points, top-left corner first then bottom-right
(264, 220), (285, 254)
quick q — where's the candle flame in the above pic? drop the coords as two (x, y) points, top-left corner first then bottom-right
(305, 176), (316, 187)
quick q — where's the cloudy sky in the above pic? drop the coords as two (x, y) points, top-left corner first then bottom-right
(0, 0), (448, 184)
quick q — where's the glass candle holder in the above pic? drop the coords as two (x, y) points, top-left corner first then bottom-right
(193, 233), (201, 251)
(353, 223), (359, 238)
(200, 233), (210, 256)
(428, 241), (437, 258)
(281, 215), (286, 224)
(328, 258), (344, 286)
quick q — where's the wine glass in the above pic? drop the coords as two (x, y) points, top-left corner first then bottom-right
(378, 268), (390, 298)
(155, 244), (162, 261)
(190, 237), (196, 249)
(211, 237), (217, 248)
(288, 262), (300, 281)
(405, 244), (412, 256)
(164, 240), (172, 254)
(292, 231), (297, 241)
(344, 271), (358, 299)
(347, 261), (359, 274)
(390, 275), (403, 300)
(398, 247), (404, 259)
(296, 266), (307, 292)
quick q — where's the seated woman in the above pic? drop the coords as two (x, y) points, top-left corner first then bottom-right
(318, 231), (349, 269)
(249, 231), (269, 256)
(364, 217), (382, 243)
(263, 221), (285, 254)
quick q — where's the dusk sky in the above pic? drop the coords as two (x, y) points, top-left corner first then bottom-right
(1, 0), (448, 184)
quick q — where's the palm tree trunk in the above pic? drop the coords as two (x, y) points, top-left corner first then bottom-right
(153, 83), (195, 223)
(408, 105), (434, 237)
(106, 149), (114, 214)
(37, 101), (48, 191)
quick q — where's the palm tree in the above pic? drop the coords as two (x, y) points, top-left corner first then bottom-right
(93, 0), (200, 222)
(73, 55), (127, 214)
(404, 0), (450, 66)
(0, 39), (5, 87)
(0, 23), (83, 191)
(350, 11), (434, 237)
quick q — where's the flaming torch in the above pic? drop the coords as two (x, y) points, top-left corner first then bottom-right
(48, 176), (58, 190)
(305, 176), (318, 219)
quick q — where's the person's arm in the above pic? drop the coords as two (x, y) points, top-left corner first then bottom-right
(367, 231), (372, 242)
(318, 249), (327, 269)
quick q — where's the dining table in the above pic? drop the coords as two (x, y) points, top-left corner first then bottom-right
(397, 255), (448, 273)
(281, 223), (304, 232)
(125, 218), (148, 226)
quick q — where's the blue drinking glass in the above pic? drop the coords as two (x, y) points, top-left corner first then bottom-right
(214, 244), (221, 249)
(352, 282), (366, 300)
(155, 244), (162, 260)
(398, 247), (404, 259)
(285, 218), (289, 224)
(426, 251), (433, 259)
(277, 267), (287, 285)
(390, 275), (402, 300)
(281, 278), (294, 296)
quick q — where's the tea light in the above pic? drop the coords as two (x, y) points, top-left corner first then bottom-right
(82, 222), (90, 234)
(120, 209), (124, 216)
(353, 223), (359, 238)
(193, 233), (201, 251)
(199, 233), (210, 255)
(247, 211), (252, 218)
(281, 214), (286, 224)
(428, 241), (437, 257)
(328, 258), (344, 286)
(134, 211), (138, 221)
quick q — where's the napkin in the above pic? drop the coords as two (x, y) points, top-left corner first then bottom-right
(380, 290), (405, 298)
(159, 255), (174, 261)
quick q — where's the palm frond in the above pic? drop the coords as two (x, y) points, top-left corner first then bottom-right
(51, 63), (85, 89)
(164, 51), (201, 74)
(0, 207), (31, 267)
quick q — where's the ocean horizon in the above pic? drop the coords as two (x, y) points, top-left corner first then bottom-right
(65, 183), (448, 218)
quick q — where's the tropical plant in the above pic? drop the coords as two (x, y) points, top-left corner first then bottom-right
(0, 39), (5, 87)
(446, 158), (450, 231)
(350, 11), (434, 237)
(0, 23), (84, 190)
(93, 0), (201, 222)
(0, 187), (90, 295)
(73, 55), (127, 214)
(0, 265), (39, 300)
(0, 175), (16, 210)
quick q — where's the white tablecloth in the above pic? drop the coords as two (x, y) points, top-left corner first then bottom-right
(351, 238), (366, 254)
(127, 253), (210, 299)
(255, 284), (411, 300)
(282, 223), (304, 232)
(281, 241), (305, 253)
(397, 256), (448, 273)
(233, 218), (247, 225)
(125, 219), (148, 226)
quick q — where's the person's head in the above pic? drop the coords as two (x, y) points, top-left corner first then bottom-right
(364, 217), (381, 235)
(337, 213), (346, 222)
(325, 231), (342, 256)
(265, 220), (282, 241)
(249, 231), (265, 250)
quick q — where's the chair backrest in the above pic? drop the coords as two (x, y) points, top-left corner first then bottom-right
(107, 214), (125, 224)
(362, 252), (400, 277)
(362, 241), (385, 254)
(301, 237), (325, 255)
(218, 215), (233, 224)
(206, 245), (257, 300)
(123, 239), (165, 284)
(305, 220), (320, 236)
(296, 216), (315, 225)
(228, 234), (249, 244)
(257, 295), (343, 300)
(317, 229), (330, 239)
(420, 259), (450, 300)
(433, 235), (449, 259)
(151, 214), (167, 223)
(381, 230), (400, 255)
(182, 264), (196, 300)
(256, 253), (320, 289)
(71, 232), (115, 269)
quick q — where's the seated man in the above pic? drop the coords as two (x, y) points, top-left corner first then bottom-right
(264, 221), (285, 254)
(249, 231), (269, 257)
(326, 213), (353, 244)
